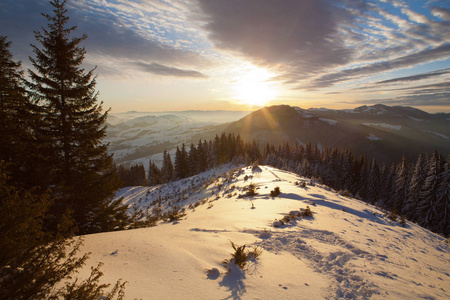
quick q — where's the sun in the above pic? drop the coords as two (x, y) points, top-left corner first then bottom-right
(233, 66), (277, 107)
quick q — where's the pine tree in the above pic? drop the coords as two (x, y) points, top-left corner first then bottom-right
(416, 150), (443, 230)
(147, 160), (162, 186)
(0, 37), (33, 186)
(196, 140), (208, 173)
(26, 0), (127, 234)
(434, 156), (449, 236)
(174, 144), (189, 179)
(392, 156), (410, 213)
(162, 150), (174, 182)
(0, 161), (126, 299)
(402, 152), (428, 220)
(366, 159), (380, 204)
(188, 143), (198, 176)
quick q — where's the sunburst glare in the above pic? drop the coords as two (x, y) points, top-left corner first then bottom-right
(233, 66), (278, 107)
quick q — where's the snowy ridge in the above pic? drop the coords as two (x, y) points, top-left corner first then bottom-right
(363, 123), (402, 131)
(78, 166), (449, 299)
(319, 118), (338, 125)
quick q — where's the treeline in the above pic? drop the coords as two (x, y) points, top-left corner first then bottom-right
(265, 144), (449, 237)
(118, 133), (260, 186)
(1, 0), (127, 298)
(119, 133), (449, 236)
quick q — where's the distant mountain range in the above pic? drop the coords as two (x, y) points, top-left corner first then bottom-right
(106, 104), (450, 166)
(224, 104), (450, 163)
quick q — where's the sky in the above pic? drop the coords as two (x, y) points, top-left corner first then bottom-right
(1, 0), (449, 113)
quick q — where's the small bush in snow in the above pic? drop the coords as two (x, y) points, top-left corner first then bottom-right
(301, 206), (313, 217)
(270, 186), (281, 197)
(282, 215), (291, 223)
(223, 241), (262, 271)
(223, 241), (248, 270)
(252, 162), (261, 171)
(248, 245), (263, 260)
(338, 189), (352, 197)
(245, 184), (258, 197)
(164, 207), (186, 222)
(387, 209), (398, 221)
(399, 215), (406, 227)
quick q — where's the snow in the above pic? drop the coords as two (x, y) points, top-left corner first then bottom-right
(367, 134), (382, 141)
(77, 166), (450, 299)
(423, 130), (449, 140)
(319, 118), (338, 125)
(409, 117), (423, 121)
(363, 123), (402, 131)
(294, 107), (314, 118)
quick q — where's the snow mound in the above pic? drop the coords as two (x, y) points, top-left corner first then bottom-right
(77, 166), (450, 299)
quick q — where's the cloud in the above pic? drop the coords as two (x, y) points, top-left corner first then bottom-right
(375, 68), (450, 84)
(133, 62), (209, 78)
(352, 93), (450, 107)
(308, 43), (450, 89)
(431, 7), (450, 21)
(196, 0), (359, 74)
(196, 0), (449, 93)
(0, 0), (208, 78)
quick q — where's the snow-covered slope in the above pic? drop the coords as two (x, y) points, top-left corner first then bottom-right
(78, 166), (449, 299)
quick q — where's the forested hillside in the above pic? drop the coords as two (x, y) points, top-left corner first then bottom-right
(118, 133), (450, 237)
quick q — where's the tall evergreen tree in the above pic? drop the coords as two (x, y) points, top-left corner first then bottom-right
(392, 156), (410, 212)
(196, 140), (208, 173)
(0, 161), (126, 299)
(174, 144), (189, 179)
(147, 160), (162, 186)
(162, 150), (174, 182)
(0, 37), (32, 186)
(403, 152), (428, 219)
(188, 143), (198, 176)
(416, 150), (442, 229)
(434, 156), (449, 236)
(366, 159), (380, 204)
(26, 0), (127, 234)
(378, 164), (396, 209)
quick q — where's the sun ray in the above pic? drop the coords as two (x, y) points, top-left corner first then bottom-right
(233, 66), (278, 107)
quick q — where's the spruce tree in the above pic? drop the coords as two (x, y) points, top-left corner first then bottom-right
(26, 0), (127, 234)
(174, 144), (189, 179)
(0, 37), (32, 186)
(188, 143), (198, 176)
(196, 140), (208, 173)
(366, 159), (380, 204)
(147, 160), (162, 186)
(402, 152), (428, 220)
(434, 156), (449, 236)
(0, 161), (126, 299)
(416, 150), (443, 230)
(162, 150), (174, 182)
(392, 156), (410, 213)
